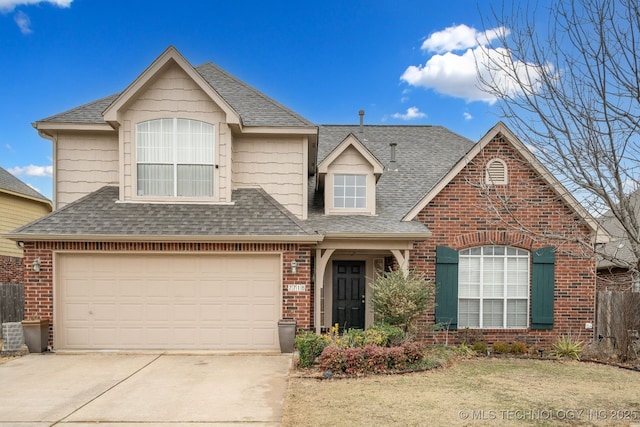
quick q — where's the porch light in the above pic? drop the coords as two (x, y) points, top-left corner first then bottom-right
(290, 260), (298, 274)
(32, 258), (41, 272)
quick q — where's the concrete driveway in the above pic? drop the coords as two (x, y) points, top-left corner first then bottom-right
(0, 353), (292, 426)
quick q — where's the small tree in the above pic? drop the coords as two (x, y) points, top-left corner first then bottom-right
(370, 269), (434, 334)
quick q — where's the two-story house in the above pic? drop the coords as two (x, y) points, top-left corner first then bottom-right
(7, 47), (603, 351)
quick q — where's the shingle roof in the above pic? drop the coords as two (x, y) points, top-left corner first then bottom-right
(0, 166), (49, 202)
(306, 125), (475, 234)
(596, 188), (640, 269)
(10, 186), (318, 239)
(37, 64), (313, 128)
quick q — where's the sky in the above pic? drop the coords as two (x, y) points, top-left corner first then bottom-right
(0, 0), (526, 200)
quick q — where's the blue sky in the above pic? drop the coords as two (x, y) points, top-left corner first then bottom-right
(0, 0), (517, 199)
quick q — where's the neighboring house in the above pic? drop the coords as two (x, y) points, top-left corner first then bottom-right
(6, 46), (604, 351)
(596, 188), (640, 292)
(0, 166), (51, 284)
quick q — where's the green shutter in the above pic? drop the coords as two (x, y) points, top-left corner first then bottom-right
(435, 246), (459, 330)
(531, 246), (555, 330)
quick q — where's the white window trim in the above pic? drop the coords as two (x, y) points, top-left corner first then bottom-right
(332, 173), (368, 211)
(458, 246), (530, 329)
(135, 118), (216, 200)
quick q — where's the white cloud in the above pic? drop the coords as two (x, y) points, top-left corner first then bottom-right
(0, 0), (72, 12)
(392, 107), (426, 120)
(4, 143), (15, 152)
(463, 112), (473, 120)
(13, 9), (31, 33)
(8, 164), (53, 177)
(402, 24), (546, 104)
(421, 24), (509, 54)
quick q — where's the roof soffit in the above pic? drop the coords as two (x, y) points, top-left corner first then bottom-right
(102, 46), (241, 126)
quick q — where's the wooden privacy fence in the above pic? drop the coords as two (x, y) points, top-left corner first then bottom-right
(0, 283), (24, 338)
(596, 290), (640, 359)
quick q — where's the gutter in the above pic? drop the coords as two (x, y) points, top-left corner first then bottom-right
(4, 233), (324, 244)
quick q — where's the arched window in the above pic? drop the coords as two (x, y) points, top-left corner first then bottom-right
(458, 246), (529, 328)
(136, 118), (215, 197)
(485, 158), (508, 185)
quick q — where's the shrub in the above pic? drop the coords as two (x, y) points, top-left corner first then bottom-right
(472, 341), (488, 353)
(386, 346), (407, 370)
(344, 347), (367, 375)
(365, 323), (406, 347)
(492, 342), (511, 354)
(401, 341), (425, 364)
(295, 331), (328, 368)
(318, 345), (347, 372)
(551, 334), (585, 360)
(363, 345), (388, 373)
(370, 269), (434, 333)
(343, 328), (366, 348)
(456, 342), (476, 356)
(511, 342), (527, 354)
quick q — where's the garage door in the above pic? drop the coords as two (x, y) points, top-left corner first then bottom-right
(55, 253), (281, 351)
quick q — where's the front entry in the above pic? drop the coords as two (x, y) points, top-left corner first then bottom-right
(332, 261), (366, 330)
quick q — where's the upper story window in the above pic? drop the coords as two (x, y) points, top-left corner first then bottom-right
(136, 118), (215, 197)
(334, 174), (366, 209)
(485, 158), (508, 185)
(458, 246), (529, 329)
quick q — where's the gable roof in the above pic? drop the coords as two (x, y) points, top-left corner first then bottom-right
(402, 122), (604, 237)
(596, 187), (640, 269)
(35, 46), (315, 131)
(317, 133), (384, 176)
(307, 125), (475, 236)
(0, 166), (50, 205)
(7, 186), (320, 242)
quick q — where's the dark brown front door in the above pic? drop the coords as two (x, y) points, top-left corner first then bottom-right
(332, 261), (366, 330)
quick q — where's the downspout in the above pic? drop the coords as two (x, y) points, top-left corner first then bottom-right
(35, 126), (57, 210)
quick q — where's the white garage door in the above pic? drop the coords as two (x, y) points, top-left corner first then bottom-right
(55, 253), (281, 351)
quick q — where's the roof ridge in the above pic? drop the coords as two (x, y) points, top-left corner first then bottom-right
(195, 62), (314, 126)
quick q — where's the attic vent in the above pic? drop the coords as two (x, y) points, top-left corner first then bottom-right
(485, 159), (508, 185)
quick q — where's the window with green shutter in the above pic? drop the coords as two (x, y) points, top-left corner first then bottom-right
(436, 246), (459, 330)
(531, 246), (555, 329)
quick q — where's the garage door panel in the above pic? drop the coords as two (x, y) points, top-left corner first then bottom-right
(56, 253), (281, 350)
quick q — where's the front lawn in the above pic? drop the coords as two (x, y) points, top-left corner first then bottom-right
(282, 358), (640, 426)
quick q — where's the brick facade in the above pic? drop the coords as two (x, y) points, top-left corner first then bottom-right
(0, 255), (23, 284)
(411, 135), (596, 349)
(22, 241), (313, 348)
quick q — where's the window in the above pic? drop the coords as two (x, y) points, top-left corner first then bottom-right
(333, 174), (366, 209)
(486, 158), (508, 185)
(458, 246), (529, 328)
(136, 118), (215, 197)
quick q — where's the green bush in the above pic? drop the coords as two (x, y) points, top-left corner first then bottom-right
(550, 334), (584, 360)
(370, 269), (434, 333)
(511, 342), (527, 354)
(472, 341), (488, 353)
(492, 342), (511, 354)
(295, 331), (328, 368)
(365, 323), (406, 347)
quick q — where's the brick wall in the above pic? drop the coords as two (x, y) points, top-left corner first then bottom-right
(411, 134), (596, 349)
(0, 255), (23, 284)
(22, 241), (313, 347)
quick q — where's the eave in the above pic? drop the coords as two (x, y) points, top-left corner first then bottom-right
(4, 233), (324, 244)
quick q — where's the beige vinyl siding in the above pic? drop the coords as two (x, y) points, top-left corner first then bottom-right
(232, 136), (306, 218)
(121, 62), (230, 202)
(0, 193), (51, 257)
(325, 146), (375, 215)
(55, 132), (119, 209)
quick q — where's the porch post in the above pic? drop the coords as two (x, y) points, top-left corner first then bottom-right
(315, 248), (335, 334)
(390, 249), (410, 275)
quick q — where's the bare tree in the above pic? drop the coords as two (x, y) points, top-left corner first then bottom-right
(478, 0), (640, 278)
